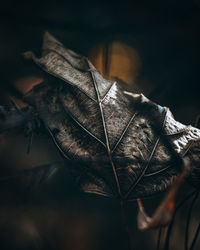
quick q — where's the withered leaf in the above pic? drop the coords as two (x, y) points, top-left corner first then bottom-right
(22, 32), (200, 201)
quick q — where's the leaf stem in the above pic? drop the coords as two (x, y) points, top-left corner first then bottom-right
(164, 190), (197, 250)
(120, 200), (134, 250)
(190, 222), (200, 250)
(156, 228), (162, 250)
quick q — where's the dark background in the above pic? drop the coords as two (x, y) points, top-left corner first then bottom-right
(0, 1), (200, 250)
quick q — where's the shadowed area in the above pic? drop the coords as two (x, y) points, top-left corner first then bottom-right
(0, 1), (200, 250)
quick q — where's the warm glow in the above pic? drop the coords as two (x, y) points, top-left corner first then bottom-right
(89, 41), (141, 85)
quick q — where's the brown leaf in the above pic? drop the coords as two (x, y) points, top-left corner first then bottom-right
(22, 32), (200, 203)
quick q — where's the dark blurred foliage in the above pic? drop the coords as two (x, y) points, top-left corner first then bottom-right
(0, 0), (200, 250)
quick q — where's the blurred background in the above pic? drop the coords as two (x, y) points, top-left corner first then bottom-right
(0, 0), (200, 249)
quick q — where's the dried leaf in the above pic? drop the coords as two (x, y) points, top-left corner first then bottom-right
(21, 32), (200, 203)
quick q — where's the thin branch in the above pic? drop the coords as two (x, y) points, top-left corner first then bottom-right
(120, 200), (134, 250)
(190, 222), (200, 250)
(164, 190), (197, 250)
(156, 228), (162, 250)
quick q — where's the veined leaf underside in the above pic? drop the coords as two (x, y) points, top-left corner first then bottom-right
(23, 32), (200, 200)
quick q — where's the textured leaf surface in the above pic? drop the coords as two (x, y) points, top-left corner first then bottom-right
(23, 33), (200, 200)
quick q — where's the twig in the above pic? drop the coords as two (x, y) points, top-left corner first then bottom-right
(120, 200), (134, 250)
(164, 190), (197, 250)
(156, 228), (162, 250)
(190, 222), (200, 250)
